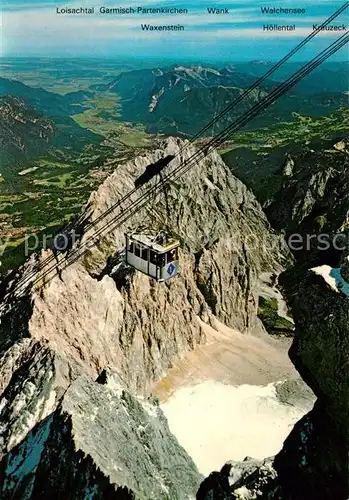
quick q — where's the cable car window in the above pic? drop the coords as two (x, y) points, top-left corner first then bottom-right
(157, 254), (165, 267)
(134, 243), (141, 258)
(128, 241), (134, 253)
(149, 250), (158, 265)
(166, 248), (178, 263)
(141, 247), (148, 261)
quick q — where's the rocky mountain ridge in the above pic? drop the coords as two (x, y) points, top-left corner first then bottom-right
(1, 369), (202, 499)
(224, 133), (349, 269)
(198, 136), (349, 499)
(0, 137), (284, 497)
(0, 96), (55, 169)
(0, 77), (93, 118)
(266, 138), (349, 239)
(0, 78), (103, 175)
(93, 65), (348, 136)
(198, 252), (349, 499)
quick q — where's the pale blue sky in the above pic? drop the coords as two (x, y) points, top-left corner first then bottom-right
(1, 0), (348, 60)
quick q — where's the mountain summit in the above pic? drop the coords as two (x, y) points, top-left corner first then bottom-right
(0, 137), (284, 497)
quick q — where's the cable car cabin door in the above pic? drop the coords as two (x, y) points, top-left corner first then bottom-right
(160, 247), (179, 281)
(150, 247), (179, 281)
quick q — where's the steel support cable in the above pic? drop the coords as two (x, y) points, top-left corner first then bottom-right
(181, 2), (349, 144)
(186, 33), (349, 155)
(9, 3), (348, 287)
(12, 33), (347, 297)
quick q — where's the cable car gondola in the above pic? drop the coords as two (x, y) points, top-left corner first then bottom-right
(125, 232), (179, 282)
(126, 154), (179, 281)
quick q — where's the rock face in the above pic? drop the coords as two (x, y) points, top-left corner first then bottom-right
(0, 93), (101, 172)
(0, 95), (54, 168)
(209, 260), (349, 500)
(196, 457), (278, 499)
(265, 139), (349, 267)
(197, 138), (349, 499)
(272, 262), (349, 500)
(79, 137), (283, 331)
(0, 137), (283, 494)
(197, 263), (349, 499)
(0, 369), (202, 499)
(224, 136), (349, 262)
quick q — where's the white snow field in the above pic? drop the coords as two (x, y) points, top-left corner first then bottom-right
(152, 318), (314, 476)
(161, 380), (308, 476)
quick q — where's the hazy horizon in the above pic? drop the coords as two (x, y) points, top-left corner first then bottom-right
(2, 0), (348, 60)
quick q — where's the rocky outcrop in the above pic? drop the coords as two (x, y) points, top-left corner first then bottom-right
(196, 128), (349, 499)
(197, 133), (349, 498)
(196, 457), (278, 499)
(0, 369), (202, 499)
(0, 95), (54, 167)
(265, 138), (349, 267)
(0, 94), (101, 171)
(79, 137), (283, 331)
(271, 259), (349, 499)
(224, 135), (349, 254)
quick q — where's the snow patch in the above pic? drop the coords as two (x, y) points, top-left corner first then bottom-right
(89, 406), (98, 422)
(104, 375), (124, 398)
(233, 485), (253, 499)
(0, 396), (8, 414)
(204, 177), (217, 190)
(161, 381), (308, 476)
(311, 265), (349, 296)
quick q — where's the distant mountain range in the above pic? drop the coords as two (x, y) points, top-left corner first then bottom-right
(92, 65), (273, 95)
(227, 61), (349, 94)
(93, 64), (349, 136)
(1, 62), (347, 172)
(0, 77), (93, 117)
(0, 80), (102, 173)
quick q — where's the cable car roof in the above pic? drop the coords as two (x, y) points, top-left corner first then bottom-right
(127, 233), (179, 253)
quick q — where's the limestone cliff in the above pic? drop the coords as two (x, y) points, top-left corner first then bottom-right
(272, 254), (349, 500)
(265, 138), (349, 269)
(197, 138), (349, 499)
(0, 137), (283, 496)
(266, 139), (349, 237)
(197, 258), (349, 498)
(1, 369), (201, 499)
